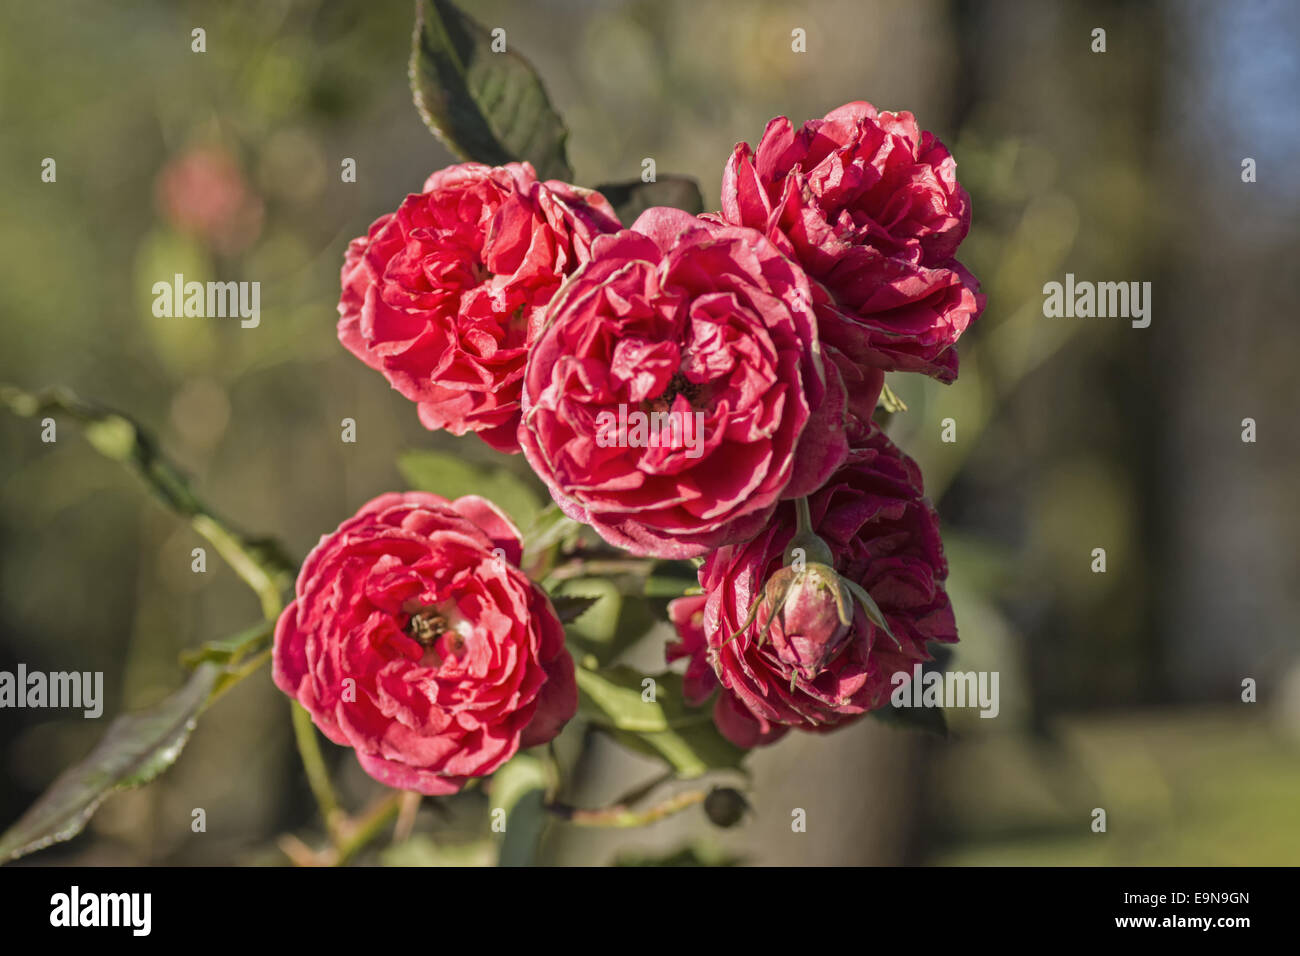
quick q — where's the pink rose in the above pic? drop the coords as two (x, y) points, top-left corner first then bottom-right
(519, 206), (850, 560)
(338, 162), (621, 452)
(155, 145), (263, 255)
(666, 424), (956, 747)
(721, 102), (983, 382)
(272, 492), (577, 794)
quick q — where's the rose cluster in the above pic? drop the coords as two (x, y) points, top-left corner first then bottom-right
(278, 102), (980, 793)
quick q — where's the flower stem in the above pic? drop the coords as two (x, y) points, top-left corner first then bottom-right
(278, 792), (404, 867)
(544, 557), (657, 585)
(794, 496), (813, 535)
(333, 793), (403, 866)
(291, 702), (344, 842)
(544, 788), (706, 828)
(394, 790), (422, 843)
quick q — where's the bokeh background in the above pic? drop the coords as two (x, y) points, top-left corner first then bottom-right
(2, 0), (1297, 865)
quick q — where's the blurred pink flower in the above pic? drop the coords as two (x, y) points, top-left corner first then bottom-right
(155, 145), (264, 255)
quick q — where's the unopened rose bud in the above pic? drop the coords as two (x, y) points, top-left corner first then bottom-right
(761, 563), (853, 680)
(723, 499), (900, 687)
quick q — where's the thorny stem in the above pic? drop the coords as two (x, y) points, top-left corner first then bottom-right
(544, 788), (707, 828)
(279, 791), (405, 867)
(333, 792), (404, 866)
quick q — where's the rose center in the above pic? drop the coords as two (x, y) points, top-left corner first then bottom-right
(403, 602), (472, 667)
(651, 371), (703, 411)
(407, 606), (450, 647)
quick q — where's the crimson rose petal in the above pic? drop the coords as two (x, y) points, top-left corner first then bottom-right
(519, 206), (851, 560)
(273, 492), (576, 795)
(338, 162), (621, 452)
(666, 424), (955, 746)
(721, 101), (985, 382)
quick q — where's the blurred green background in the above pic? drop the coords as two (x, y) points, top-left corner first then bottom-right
(1, 0), (1297, 865)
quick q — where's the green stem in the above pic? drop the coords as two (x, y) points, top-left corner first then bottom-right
(544, 557), (657, 585)
(192, 515), (284, 620)
(786, 497), (833, 566)
(334, 793), (403, 866)
(545, 788), (706, 828)
(291, 702), (344, 842)
(794, 496), (813, 535)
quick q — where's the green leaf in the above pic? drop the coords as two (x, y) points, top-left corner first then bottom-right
(0, 385), (292, 862)
(554, 578), (621, 656)
(563, 588), (657, 666)
(82, 415), (138, 460)
(594, 176), (705, 224)
(597, 724), (746, 779)
(397, 450), (543, 531)
(180, 620), (273, 670)
(489, 753), (552, 866)
(410, 0), (572, 180)
(519, 503), (580, 572)
(576, 665), (692, 733)
(549, 593), (599, 625)
(0, 614), (281, 863)
(640, 569), (699, 599)
(577, 666), (747, 777)
(0, 663), (220, 862)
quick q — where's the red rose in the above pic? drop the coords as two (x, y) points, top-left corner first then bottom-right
(666, 424), (956, 747)
(338, 162), (620, 452)
(272, 492), (576, 794)
(721, 102), (983, 382)
(519, 206), (850, 559)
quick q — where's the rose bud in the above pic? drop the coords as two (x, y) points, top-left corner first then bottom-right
(732, 502), (896, 686)
(751, 564), (853, 683)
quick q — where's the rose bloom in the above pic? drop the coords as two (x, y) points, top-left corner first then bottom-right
(721, 101), (983, 382)
(519, 206), (852, 560)
(666, 424), (955, 747)
(338, 162), (620, 452)
(273, 492), (576, 794)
